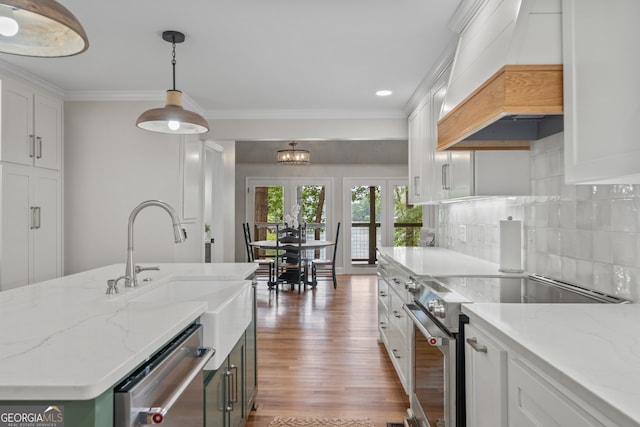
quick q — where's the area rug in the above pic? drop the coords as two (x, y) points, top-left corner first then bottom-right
(268, 417), (375, 427)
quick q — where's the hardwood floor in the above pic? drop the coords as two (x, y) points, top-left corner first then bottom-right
(245, 274), (409, 427)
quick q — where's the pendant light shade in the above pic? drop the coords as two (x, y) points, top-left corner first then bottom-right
(136, 30), (209, 135)
(0, 0), (88, 57)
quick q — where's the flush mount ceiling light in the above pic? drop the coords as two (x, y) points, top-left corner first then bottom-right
(277, 142), (310, 165)
(0, 0), (88, 57)
(136, 30), (209, 135)
(376, 90), (393, 96)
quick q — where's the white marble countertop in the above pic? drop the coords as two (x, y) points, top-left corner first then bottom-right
(463, 303), (640, 426)
(378, 246), (524, 277)
(0, 262), (257, 401)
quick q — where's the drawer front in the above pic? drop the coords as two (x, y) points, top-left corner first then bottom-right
(508, 358), (605, 427)
(389, 291), (409, 341)
(387, 327), (409, 393)
(377, 274), (390, 310)
(378, 304), (390, 343)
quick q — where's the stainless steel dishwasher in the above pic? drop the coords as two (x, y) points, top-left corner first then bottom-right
(114, 323), (214, 426)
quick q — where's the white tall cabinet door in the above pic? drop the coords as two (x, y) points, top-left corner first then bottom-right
(32, 168), (62, 283)
(0, 79), (62, 171)
(408, 98), (432, 204)
(0, 79), (33, 167)
(33, 94), (63, 170)
(563, 0), (640, 184)
(465, 324), (508, 427)
(0, 165), (32, 290)
(0, 164), (61, 290)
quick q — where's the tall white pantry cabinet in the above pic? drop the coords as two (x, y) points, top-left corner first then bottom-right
(0, 76), (63, 291)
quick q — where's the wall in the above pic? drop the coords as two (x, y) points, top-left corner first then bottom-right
(437, 132), (640, 301)
(64, 101), (203, 273)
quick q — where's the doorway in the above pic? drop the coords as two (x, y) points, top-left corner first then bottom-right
(246, 178), (334, 258)
(203, 143), (224, 262)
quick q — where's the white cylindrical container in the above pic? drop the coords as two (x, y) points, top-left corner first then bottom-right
(499, 216), (524, 273)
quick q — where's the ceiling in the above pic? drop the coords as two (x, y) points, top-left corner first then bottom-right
(0, 0), (462, 120)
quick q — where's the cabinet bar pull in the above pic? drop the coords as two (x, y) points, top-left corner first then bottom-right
(392, 348), (401, 359)
(231, 365), (239, 403)
(29, 134), (35, 158)
(379, 291), (388, 297)
(442, 163), (451, 190)
(30, 207), (37, 229)
(392, 310), (403, 318)
(35, 207), (41, 229)
(466, 337), (487, 353)
(36, 136), (42, 159)
(414, 176), (420, 196)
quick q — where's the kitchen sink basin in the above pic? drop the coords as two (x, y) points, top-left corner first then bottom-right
(130, 279), (253, 370)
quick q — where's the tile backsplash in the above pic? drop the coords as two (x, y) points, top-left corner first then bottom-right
(436, 132), (640, 301)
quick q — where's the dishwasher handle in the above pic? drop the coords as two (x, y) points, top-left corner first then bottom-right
(142, 347), (214, 424)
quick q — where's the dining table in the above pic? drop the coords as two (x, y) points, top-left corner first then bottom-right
(249, 240), (335, 290)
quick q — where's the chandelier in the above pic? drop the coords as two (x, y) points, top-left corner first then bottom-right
(277, 142), (310, 165)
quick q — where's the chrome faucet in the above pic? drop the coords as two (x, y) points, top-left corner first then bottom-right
(123, 200), (187, 287)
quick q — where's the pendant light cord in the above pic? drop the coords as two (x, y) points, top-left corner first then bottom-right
(171, 36), (177, 91)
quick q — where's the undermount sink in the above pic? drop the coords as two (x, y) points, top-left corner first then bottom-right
(129, 279), (253, 370)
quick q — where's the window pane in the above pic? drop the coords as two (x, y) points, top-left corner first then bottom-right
(351, 185), (380, 265)
(393, 185), (422, 247)
(253, 186), (284, 255)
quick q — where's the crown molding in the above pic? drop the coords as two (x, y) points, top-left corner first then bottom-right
(403, 41), (456, 115)
(65, 90), (206, 115)
(448, 0), (489, 34)
(0, 59), (65, 97)
(203, 109), (407, 120)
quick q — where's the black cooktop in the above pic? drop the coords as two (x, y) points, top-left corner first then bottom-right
(426, 275), (626, 305)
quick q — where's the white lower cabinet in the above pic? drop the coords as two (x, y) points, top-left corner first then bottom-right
(377, 250), (412, 394)
(0, 163), (62, 290)
(508, 358), (605, 427)
(465, 321), (617, 427)
(465, 324), (508, 427)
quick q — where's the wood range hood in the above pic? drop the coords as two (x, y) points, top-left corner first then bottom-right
(437, 64), (563, 151)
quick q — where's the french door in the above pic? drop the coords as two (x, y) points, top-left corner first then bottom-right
(343, 178), (422, 274)
(246, 178), (333, 257)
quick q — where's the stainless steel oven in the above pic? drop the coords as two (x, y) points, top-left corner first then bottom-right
(404, 303), (456, 427)
(114, 323), (214, 427)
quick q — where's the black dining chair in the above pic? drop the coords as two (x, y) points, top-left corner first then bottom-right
(274, 224), (305, 293)
(242, 223), (275, 287)
(311, 222), (340, 289)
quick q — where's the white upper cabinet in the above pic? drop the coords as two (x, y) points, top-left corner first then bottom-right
(563, 0), (640, 183)
(408, 98), (431, 204)
(1, 78), (63, 171)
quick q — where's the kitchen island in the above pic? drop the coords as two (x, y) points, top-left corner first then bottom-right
(0, 262), (257, 426)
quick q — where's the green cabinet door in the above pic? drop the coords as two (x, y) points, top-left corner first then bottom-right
(204, 368), (227, 427)
(228, 336), (245, 427)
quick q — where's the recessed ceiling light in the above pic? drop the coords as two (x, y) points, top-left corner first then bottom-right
(376, 90), (392, 97)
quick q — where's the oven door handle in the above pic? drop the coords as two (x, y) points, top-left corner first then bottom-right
(403, 304), (448, 346)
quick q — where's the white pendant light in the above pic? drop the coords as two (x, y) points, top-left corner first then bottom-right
(0, 0), (88, 57)
(136, 31), (209, 135)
